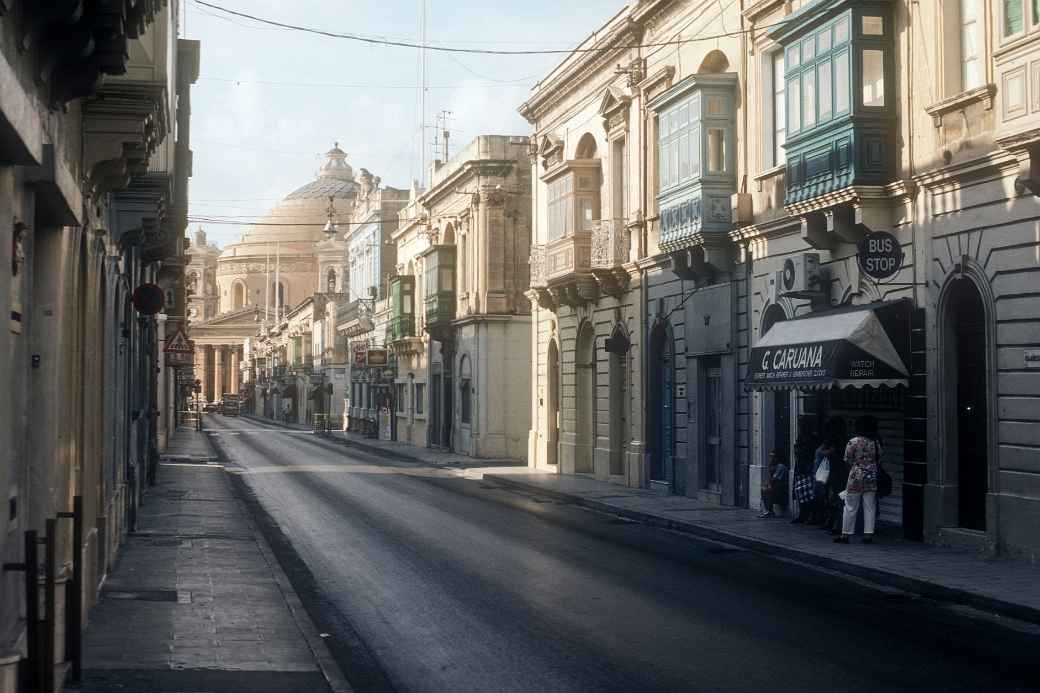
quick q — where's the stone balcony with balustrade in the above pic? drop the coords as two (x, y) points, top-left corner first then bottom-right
(529, 219), (632, 310)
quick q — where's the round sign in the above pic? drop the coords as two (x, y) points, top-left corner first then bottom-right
(857, 231), (903, 280)
(132, 283), (165, 315)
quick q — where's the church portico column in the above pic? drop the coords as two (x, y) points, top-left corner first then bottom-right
(214, 346), (224, 398)
(203, 345), (215, 402)
(230, 348), (240, 394)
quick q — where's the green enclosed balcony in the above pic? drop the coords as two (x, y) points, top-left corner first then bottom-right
(423, 244), (456, 340)
(771, 0), (894, 206)
(649, 72), (738, 253)
(390, 275), (415, 341)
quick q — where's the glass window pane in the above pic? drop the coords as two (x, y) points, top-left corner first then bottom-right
(679, 132), (691, 180)
(671, 139), (680, 185)
(962, 1), (983, 90)
(819, 60), (832, 121)
(678, 103), (689, 128)
(802, 37), (816, 62)
(788, 76), (801, 133)
(1005, 0), (1024, 36)
(862, 49), (885, 107)
(835, 51), (850, 113)
(835, 16), (850, 43)
(818, 27), (832, 52)
(690, 124), (701, 177)
(786, 45), (800, 70)
(803, 68), (816, 128)
(707, 128), (726, 173)
(862, 16), (884, 35)
(660, 140), (670, 189)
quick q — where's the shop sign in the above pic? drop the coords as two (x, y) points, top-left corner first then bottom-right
(1026, 350), (1040, 369)
(857, 231), (903, 280)
(366, 349), (389, 367)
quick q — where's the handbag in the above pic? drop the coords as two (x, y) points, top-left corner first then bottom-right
(815, 457), (831, 484)
(793, 474), (816, 502)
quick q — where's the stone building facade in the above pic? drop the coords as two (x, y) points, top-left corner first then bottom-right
(188, 146), (360, 404)
(389, 136), (533, 458)
(520, 0), (1040, 559)
(0, 2), (197, 688)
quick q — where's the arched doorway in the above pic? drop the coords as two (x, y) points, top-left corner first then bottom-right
(608, 325), (628, 478)
(943, 278), (989, 531)
(760, 305), (790, 470)
(648, 322), (675, 489)
(546, 339), (560, 466)
(575, 322), (596, 474)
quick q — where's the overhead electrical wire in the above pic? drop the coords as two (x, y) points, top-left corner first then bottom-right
(193, 0), (794, 56)
(199, 76), (536, 89)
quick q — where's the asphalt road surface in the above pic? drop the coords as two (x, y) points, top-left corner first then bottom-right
(206, 415), (1036, 693)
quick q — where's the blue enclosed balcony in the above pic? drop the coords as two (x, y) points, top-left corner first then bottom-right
(770, 0), (895, 207)
(649, 72), (738, 275)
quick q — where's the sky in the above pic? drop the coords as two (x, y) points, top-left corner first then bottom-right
(182, 0), (623, 248)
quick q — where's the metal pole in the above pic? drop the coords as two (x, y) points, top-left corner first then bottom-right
(64, 497), (83, 682)
(26, 530), (41, 693)
(44, 518), (56, 693)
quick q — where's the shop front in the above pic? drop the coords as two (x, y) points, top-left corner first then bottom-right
(747, 299), (924, 537)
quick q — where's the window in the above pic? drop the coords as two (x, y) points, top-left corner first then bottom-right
(1004, 0), (1024, 37)
(819, 59), (833, 121)
(414, 383), (425, 415)
(835, 52), (850, 113)
(707, 128), (725, 173)
(862, 49), (885, 107)
(326, 269), (337, 294)
(460, 356), (472, 425)
(658, 91), (725, 190)
(547, 176), (572, 241)
(802, 67), (816, 127)
(396, 384), (406, 413)
(460, 379), (472, 424)
(772, 51), (786, 166)
(788, 76), (801, 134)
(961, 0), (983, 91)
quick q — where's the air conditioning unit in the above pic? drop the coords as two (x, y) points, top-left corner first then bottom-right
(779, 253), (822, 298)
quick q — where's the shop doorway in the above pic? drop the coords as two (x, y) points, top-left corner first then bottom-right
(648, 322), (675, 489)
(575, 323), (596, 474)
(946, 279), (989, 531)
(430, 369), (442, 448)
(761, 305), (790, 468)
(547, 340), (560, 466)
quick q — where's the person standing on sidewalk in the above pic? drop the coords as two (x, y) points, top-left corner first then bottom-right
(758, 450), (789, 518)
(791, 420), (819, 524)
(835, 416), (881, 544)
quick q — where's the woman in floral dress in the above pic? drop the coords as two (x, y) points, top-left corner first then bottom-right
(834, 415), (880, 544)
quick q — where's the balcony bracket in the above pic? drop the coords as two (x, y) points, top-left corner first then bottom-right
(1013, 144), (1040, 196)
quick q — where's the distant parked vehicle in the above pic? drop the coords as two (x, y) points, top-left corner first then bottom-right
(203, 401), (220, 413)
(221, 393), (241, 416)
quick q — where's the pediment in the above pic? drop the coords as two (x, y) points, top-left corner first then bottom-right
(538, 135), (564, 171)
(598, 86), (630, 117)
(195, 306), (265, 327)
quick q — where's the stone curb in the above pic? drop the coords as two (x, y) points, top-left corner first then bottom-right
(207, 424), (354, 693)
(484, 473), (1040, 627)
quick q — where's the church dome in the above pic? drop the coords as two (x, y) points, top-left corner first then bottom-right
(285, 144), (358, 200)
(229, 144), (359, 246)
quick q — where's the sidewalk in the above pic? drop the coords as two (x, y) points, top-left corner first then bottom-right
(69, 427), (350, 693)
(484, 471), (1040, 626)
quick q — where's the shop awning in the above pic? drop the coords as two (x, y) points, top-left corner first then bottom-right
(747, 306), (909, 391)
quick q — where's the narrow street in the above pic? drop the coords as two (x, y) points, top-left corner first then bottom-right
(206, 415), (1034, 693)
